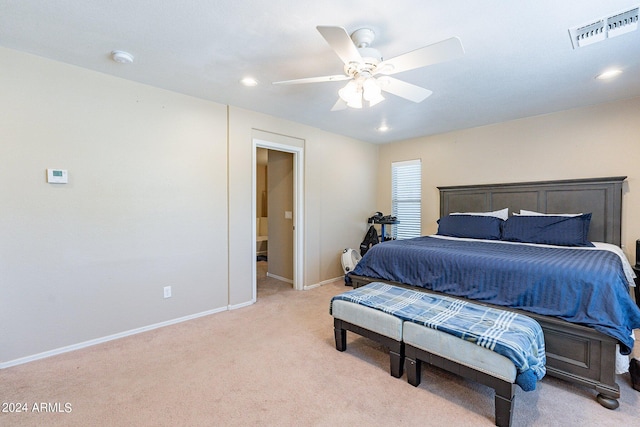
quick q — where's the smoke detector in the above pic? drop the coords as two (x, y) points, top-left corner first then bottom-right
(111, 50), (134, 64)
(569, 6), (639, 48)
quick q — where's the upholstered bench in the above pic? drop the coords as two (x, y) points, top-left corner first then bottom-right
(331, 299), (404, 377)
(404, 321), (518, 427)
(330, 282), (546, 427)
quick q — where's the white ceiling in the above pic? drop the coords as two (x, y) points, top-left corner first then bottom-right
(1, 1), (639, 144)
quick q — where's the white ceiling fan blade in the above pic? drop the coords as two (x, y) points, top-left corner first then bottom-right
(316, 26), (363, 64)
(331, 98), (348, 111)
(377, 77), (433, 103)
(273, 74), (351, 85)
(377, 37), (464, 75)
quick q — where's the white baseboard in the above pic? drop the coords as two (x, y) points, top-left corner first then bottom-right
(266, 272), (293, 284)
(228, 299), (255, 310)
(264, 272), (343, 290)
(304, 276), (344, 290)
(0, 307), (228, 370)
(1, 276), (345, 369)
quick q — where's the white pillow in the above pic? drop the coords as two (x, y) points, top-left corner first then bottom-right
(451, 207), (508, 221)
(517, 209), (583, 217)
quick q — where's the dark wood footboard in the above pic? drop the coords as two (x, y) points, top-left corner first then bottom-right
(349, 274), (621, 409)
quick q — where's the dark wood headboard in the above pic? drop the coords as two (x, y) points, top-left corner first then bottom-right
(438, 176), (626, 246)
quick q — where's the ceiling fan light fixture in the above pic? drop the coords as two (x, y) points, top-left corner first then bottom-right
(346, 94), (363, 109)
(338, 80), (359, 102)
(338, 77), (385, 109)
(363, 78), (384, 106)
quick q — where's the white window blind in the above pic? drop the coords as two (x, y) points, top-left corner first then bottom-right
(391, 159), (421, 239)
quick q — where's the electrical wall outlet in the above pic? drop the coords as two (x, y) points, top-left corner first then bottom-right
(163, 286), (172, 299)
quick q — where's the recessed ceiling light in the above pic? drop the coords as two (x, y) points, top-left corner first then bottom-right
(240, 77), (258, 87)
(377, 125), (390, 132)
(596, 69), (622, 80)
(111, 50), (134, 64)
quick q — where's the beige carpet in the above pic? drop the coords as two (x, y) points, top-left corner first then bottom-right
(1, 267), (638, 426)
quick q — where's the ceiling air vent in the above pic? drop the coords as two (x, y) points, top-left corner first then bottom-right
(569, 6), (639, 48)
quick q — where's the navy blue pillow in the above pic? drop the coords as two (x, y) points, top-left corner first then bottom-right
(501, 213), (594, 247)
(437, 215), (503, 240)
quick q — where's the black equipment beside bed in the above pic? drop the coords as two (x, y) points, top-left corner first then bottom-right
(349, 176), (634, 409)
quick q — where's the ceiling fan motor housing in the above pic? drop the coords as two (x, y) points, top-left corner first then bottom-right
(351, 28), (382, 66)
(350, 28), (375, 47)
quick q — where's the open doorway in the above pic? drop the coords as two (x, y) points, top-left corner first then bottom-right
(252, 132), (304, 301)
(256, 149), (293, 289)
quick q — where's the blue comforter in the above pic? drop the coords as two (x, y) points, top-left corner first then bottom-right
(349, 236), (640, 353)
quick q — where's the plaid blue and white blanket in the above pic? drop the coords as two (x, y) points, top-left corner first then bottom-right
(331, 282), (546, 391)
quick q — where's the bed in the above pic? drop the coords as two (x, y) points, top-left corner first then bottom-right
(348, 176), (640, 409)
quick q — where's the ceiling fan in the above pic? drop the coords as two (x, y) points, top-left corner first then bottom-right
(273, 26), (465, 110)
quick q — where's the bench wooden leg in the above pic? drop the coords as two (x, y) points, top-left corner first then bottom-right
(494, 383), (515, 427)
(334, 319), (346, 352)
(389, 342), (405, 378)
(406, 356), (422, 386)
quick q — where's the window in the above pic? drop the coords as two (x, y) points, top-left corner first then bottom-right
(391, 159), (421, 239)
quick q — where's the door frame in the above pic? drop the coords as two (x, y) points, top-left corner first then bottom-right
(252, 135), (304, 298)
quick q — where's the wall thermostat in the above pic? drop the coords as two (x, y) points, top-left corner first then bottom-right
(47, 169), (68, 184)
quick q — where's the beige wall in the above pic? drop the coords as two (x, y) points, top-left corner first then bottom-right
(1, 47), (379, 365)
(0, 47), (229, 363)
(377, 96), (640, 263)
